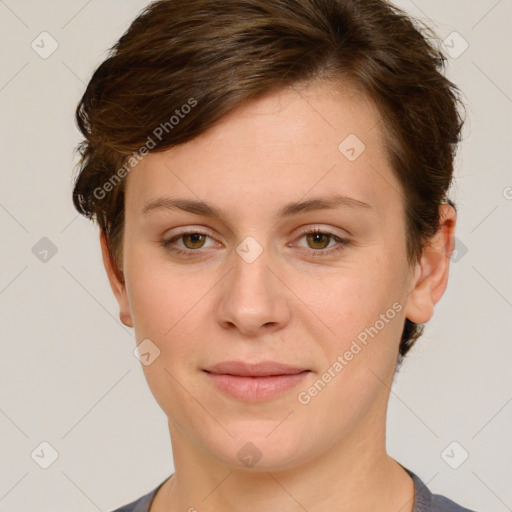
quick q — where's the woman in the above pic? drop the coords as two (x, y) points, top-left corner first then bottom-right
(72, 0), (475, 510)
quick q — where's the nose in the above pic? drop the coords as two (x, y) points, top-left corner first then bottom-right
(215, 241), (291, 336)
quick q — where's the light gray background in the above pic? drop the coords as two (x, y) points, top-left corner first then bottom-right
(0, 1), (511, 511)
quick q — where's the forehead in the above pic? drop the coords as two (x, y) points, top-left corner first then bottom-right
(125, 79), (403, 224)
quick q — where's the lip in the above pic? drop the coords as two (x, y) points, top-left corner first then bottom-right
(204, 360), (309, 377)
(203, 360), (311, 402)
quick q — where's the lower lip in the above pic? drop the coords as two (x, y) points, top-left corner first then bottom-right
(204, 370), (310, 402)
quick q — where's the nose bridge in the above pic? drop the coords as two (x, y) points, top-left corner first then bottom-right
(216, 236), (290, 334)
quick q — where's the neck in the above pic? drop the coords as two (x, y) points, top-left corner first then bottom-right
(151, 411), (415, 512)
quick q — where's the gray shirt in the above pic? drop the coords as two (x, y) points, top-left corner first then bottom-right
(110, 466), (477, 512)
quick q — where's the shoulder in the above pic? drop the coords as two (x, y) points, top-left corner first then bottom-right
(431, 492), (478, 512)
(108, 478), (167, 512)
(403, 466), (478, 512)
(109, 470), (480, 512)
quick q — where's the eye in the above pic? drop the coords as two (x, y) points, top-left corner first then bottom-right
(160, 226), (350, 257)
(292, 227), (349, 257)
(159, 230), (218, 255)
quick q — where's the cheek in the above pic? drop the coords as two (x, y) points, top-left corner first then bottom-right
(294, 256), (405, 405)
(297, 258), (400, 345)
(127, 271), (206, 375)
(124, 246), (214, 373)
(125, 272), (169, 336)
(294, 273), (403, 435)
(125, 260), (208, 420)
(124, 241), (190, 336)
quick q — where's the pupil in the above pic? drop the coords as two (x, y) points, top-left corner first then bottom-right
(309, 232), (328, 249)
(185, 233), (204, 248)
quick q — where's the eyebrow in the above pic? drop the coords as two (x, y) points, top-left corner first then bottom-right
(141, 193), (373, 220)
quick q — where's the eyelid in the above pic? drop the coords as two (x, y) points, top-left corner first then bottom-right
(163, 225), (217, 238)
(293, 224), (348, 239)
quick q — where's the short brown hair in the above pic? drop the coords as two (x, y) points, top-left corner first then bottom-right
(72, 0), (465, 366)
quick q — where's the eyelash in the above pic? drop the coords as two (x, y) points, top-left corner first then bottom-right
(159, 227), (349, 258)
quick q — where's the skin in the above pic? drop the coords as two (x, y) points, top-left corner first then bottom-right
(100, 79), (456, 512)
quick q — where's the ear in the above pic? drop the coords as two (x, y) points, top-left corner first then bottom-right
(404, 203), (457, 324)
(99, 230), (134, 328)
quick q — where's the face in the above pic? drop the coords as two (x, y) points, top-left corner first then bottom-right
(103, 79), (442, 472)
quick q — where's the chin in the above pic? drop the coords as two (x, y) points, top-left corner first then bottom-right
(205, 425), (315, 472)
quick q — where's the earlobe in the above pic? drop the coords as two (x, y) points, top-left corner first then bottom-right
(99, 231), (134, 328)
(404, 204), (457, 325)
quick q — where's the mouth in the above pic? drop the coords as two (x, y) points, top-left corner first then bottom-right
(203, 360), (311, 402)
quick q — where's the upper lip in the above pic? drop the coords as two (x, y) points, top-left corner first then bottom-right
(204, 360), (309, 377)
